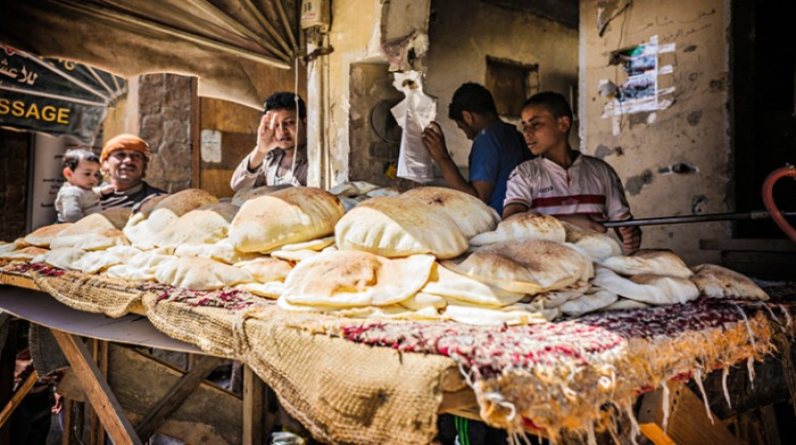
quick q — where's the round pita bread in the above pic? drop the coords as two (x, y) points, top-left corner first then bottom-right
(270, 249), (319, 262)
(230, 187), (345, 253)
(33, 247), (86, 270)
(234, 257), (293, 283)
(0, 246), (48, 260)
(469, 212), (565, 246)
(155, 256), (253, 291)
(124, 189), (217, 249)
(591, 267), (699, 305)
(236, 281), (284, 299)
(442, 240), (587, 294)
(597, 249), (693, 278)
(560, 221), (622, 260)
(174, 239), (259, 264)
(335, 196), (468, 259)
(154, 203), (239, 248)
(402, 187), (500, 239)
(230, 184), (292, 206)
(76, 246), (142, 274)
(282, 250), (435, 308)
(559, 288), (618, 317)
(533, 281), (592, 309)
(421, 263), (526, 307)
(443, 301), (555, 326)
(50, 228), (130, 251)
(400, 292), (448, 311)
(24, 224), (73, 248)
(278, 236), (335, 252)
(599, 298), (651, 312)
(690, 264), (769, 300)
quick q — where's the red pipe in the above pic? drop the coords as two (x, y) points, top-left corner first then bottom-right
(762, 165), (796, 243)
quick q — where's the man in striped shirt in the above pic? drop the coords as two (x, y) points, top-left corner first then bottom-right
(503, 92), (641, 253)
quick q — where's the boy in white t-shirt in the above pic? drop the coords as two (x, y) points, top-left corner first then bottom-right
(55, 148), (114, 223)
(503, 92), (642, 253)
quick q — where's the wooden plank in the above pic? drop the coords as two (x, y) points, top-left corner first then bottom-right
(0, 370), (38, 428)
(439, 388), (477, 413)
(107, 345), (241, 443)
(638, 381), (740, 445)
(90, 340), (109, 445)
(62, 399), (74, 445)
(50, 329), (143, 445)
(135, 355), (224, 440)
(0, 272), (37, 289)
(191, 77), (201, 189)
(243, 365), (265, 445)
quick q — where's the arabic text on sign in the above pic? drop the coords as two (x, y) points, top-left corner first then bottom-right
(0, 99), (71, 124)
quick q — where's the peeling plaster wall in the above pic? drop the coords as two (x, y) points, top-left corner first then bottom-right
(425, 0), (579, 168)
(580, 0), (731, 264)
(326, 0), (432, 186)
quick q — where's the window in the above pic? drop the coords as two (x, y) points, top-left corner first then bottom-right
(486, 57), (540, 117)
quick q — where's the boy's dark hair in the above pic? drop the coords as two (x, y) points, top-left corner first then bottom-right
(522, 91), (573, 122)
(263, 92), (306, 119)
(63, 148), (100, 171)
(448, 82), (498, 121)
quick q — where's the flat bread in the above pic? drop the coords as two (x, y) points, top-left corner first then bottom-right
(559, 288), (618, 317)
(329, 181), (380, 196)
(366, 187), (400, 198)
(236, 281), (284, 299)
(155, 256), (253, 291)
(230, 187), (345, 253)
(270, 249), (319, 262)
(400, 292), (448, 311)
(469, 212), (565, 246)
(52, 209), (131, 245)
(442, 240), (587, 294)
(421, 263), (526, 307)
(591, 267), (699, 305)
(335, 196), (468, 259)
(597, 249), (693, 278)
(278, 236), (335, 252)
(32, 247), (86, 270)
(24, 224), (73, 248)
(533, 281), (592, 309)
(282, 250), (435, 307)
(230, 184), (291, 206)
(174, 239), (259, 264)
(402, 187), (500, 239)
(50, 228), (130, 251)
(124, 189), (217, 249)
(76, 246), (142, 274)
(154, 203), (239, 248)
(599, 298), (651, 312)
(106, 247), (176, 281)
(443, 301), (556, 326)
(690, 264), (769, 300)
(560, 221), (622, 260)
(234, 257), (293, 283)
(0, 246), (49, 260)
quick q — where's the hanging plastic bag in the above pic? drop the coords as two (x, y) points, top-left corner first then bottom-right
(391, 71), (437, 183)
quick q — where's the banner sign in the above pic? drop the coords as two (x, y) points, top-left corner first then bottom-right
(0, 45), (126, 142)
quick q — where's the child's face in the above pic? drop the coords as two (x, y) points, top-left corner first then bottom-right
(521, 105), (570, 157)
(67, 159), (100, 189)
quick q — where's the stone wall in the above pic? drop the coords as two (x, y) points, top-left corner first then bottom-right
(136, 74), (193, 193)
(0, 130), (29, 241)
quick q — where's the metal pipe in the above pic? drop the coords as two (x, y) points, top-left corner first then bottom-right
(602, 211), (796, 228)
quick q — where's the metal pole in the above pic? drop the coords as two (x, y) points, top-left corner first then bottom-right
(602, 211), (796, 228)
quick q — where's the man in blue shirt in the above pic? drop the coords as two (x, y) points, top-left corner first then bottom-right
(422, 82), (532, 214)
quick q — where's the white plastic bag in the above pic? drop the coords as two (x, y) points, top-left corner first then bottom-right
(391, 71), (437, 183)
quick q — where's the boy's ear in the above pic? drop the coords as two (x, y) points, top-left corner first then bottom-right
(557, 116), (572, 133)
(63, 167), (72, 180)
(461, 111), (474, 126)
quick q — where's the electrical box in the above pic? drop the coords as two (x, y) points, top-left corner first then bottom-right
(300, 0), (331, 30)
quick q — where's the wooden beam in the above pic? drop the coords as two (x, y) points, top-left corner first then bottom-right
(0, 370), (38, 428)
(50, 329), (142, 445)
(62, 399), (74, 445)
(190, 77), (200, 189)
(638, 381), (740, 445)
(90, 340), (109, 445)
(135, 355), (224, 440)
(0, 319), (18, 443)
(243, 365), (265, 445)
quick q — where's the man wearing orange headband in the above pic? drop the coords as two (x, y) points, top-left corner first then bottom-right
(99, 134), (165, 210)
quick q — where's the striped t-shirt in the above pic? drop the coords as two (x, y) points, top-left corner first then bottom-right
(503, 153), (632, 220)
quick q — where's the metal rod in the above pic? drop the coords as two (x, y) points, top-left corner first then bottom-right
(602, 211), (796, 228)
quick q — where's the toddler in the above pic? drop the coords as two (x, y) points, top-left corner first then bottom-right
(54, 148), (113, 223)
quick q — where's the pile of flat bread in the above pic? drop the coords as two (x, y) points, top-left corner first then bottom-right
(1, 184), (769, 325)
